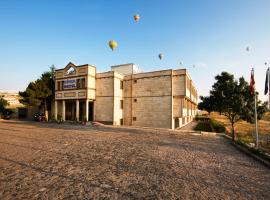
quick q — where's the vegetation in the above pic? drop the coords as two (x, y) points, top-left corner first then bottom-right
(198, 72), (268, 142)
(194, 122), (213, 132)
(210, 112), (270, 151)
(209, 118), (226, 133)
(0, 96), (9, 117)
(195, 115), (209, 122)
(19, 66), (55, 121)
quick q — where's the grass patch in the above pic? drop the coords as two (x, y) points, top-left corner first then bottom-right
(194, 122), (213, 132)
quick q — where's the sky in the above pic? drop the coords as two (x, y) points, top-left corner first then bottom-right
(0, 0), (270, 101)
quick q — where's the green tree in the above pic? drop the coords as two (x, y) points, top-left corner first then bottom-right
(19, 66), (55, 121)
(199, 72), (268, 142)
(198, 96), (214, 113)
(0, 96), (9, 117)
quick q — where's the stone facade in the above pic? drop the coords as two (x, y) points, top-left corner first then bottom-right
(54, 62), (198, 129)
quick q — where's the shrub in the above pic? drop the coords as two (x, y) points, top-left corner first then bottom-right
(210, 118), (226, 133)
(194, 122), (213, 132)
(195, 115), (210, 122)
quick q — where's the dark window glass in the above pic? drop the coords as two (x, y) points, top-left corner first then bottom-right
(81, 78), (85, 88)
(133, 117), (136, 121)
(120, 81), (123, 89)
(120, 118), (123, 125)
(57, 81), (60, 91)
(77, 79), (81, 89)
(133, 99), (137, 103)
(133, 80), (137, 84)
(120, 100), (123, 109)
(61, 81), (64, 90)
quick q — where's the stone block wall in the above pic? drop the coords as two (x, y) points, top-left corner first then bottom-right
(95, 72), (114, 124)
(123, 70), (173, 129)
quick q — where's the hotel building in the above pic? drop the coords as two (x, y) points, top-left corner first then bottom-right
(54, 62), (198, 129)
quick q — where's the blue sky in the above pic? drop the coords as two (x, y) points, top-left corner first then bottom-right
(0, 0), (270, 101)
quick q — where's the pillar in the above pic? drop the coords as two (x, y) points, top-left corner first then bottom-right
(62, 100), (65, 121)
(85, 99), (89, 121)
(181, 98), (183, 117)
(54, 100), (58, 120)
(76, 100), (79, 121)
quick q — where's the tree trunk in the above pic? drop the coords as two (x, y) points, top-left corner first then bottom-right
(44, 99), (48, 122)
(231, 123), (235, 142)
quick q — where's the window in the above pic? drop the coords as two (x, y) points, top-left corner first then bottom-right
(120, 118), (123, 125)
(66, 67), (76, 75)
(76, 79), (81, 89)
(61, 81), (64, 90)
(133, 117), (137, 121)
(81, 78), (86, 88)
(133, 99), (137, 103)
(120, 100), (123, 109)
(120, 81), (123, 89)
(57, 81), (60, 91)
(133, 79), (137, 84)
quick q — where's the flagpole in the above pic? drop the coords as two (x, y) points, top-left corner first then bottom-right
(252, 68), (259, 148)
(268, 67), (270, 110)
(254, 89), (259, 148)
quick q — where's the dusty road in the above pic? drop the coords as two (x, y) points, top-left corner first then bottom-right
(0, 120), (269, 200)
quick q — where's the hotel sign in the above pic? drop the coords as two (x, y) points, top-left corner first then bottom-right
(63, 79), (76, 89)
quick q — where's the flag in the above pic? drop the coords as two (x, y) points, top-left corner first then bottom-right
(265, 68), (269, 95)
(250, 69), (255, 95)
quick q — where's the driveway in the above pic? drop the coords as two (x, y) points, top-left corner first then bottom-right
(0, 120), (269, 199)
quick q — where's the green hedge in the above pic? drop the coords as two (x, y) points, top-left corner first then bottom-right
(195, 115), (210, 122)
(194, 122), (213, 132)
(209, 118), (226, 133)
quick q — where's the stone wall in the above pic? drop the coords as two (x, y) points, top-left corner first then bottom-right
(95, 72), (114, 123)
(123, 70), (173, 129)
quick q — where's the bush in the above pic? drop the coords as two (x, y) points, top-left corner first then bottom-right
(194, 122), (213, 132)
(209, 118), (226, 133)
(195, 115), (210, 122)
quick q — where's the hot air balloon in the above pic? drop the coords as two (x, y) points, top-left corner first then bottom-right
(134, 14), (140, 22)
(108, 40), (117, 51)
(158, 53), (163, 60)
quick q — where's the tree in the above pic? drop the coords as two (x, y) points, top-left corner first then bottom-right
(199, 72), (268, 142)
(19, 66), (55, 121)
(0, 96), (9, 117)
(198, 96), (214, 113)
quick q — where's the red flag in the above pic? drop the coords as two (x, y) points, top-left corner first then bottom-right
(250, 69), (255, 95)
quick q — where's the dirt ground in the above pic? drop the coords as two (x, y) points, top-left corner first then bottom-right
(0, 120), (270, 200)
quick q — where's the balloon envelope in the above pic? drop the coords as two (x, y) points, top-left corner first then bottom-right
(134, 14), (140, 22)
(109, 40), (117, 51)
(158, 53), (163, 60)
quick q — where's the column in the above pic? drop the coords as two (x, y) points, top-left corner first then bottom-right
(76, 100), (79, 121)
(181, 98), (183, 117)
(62, 100), (65, 121)
(85, 99), (89, 121)
(54, 100), (58, 120)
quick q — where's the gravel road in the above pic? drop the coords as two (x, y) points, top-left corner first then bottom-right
(0, 120), (269, 199)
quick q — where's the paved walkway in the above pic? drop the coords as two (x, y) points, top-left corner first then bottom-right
(178, 121), (198, 131)
(0, 120), (270, 199)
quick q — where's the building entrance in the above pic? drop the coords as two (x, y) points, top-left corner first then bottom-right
(65, 101), (76, 120)
(88, 102), (94, 121)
